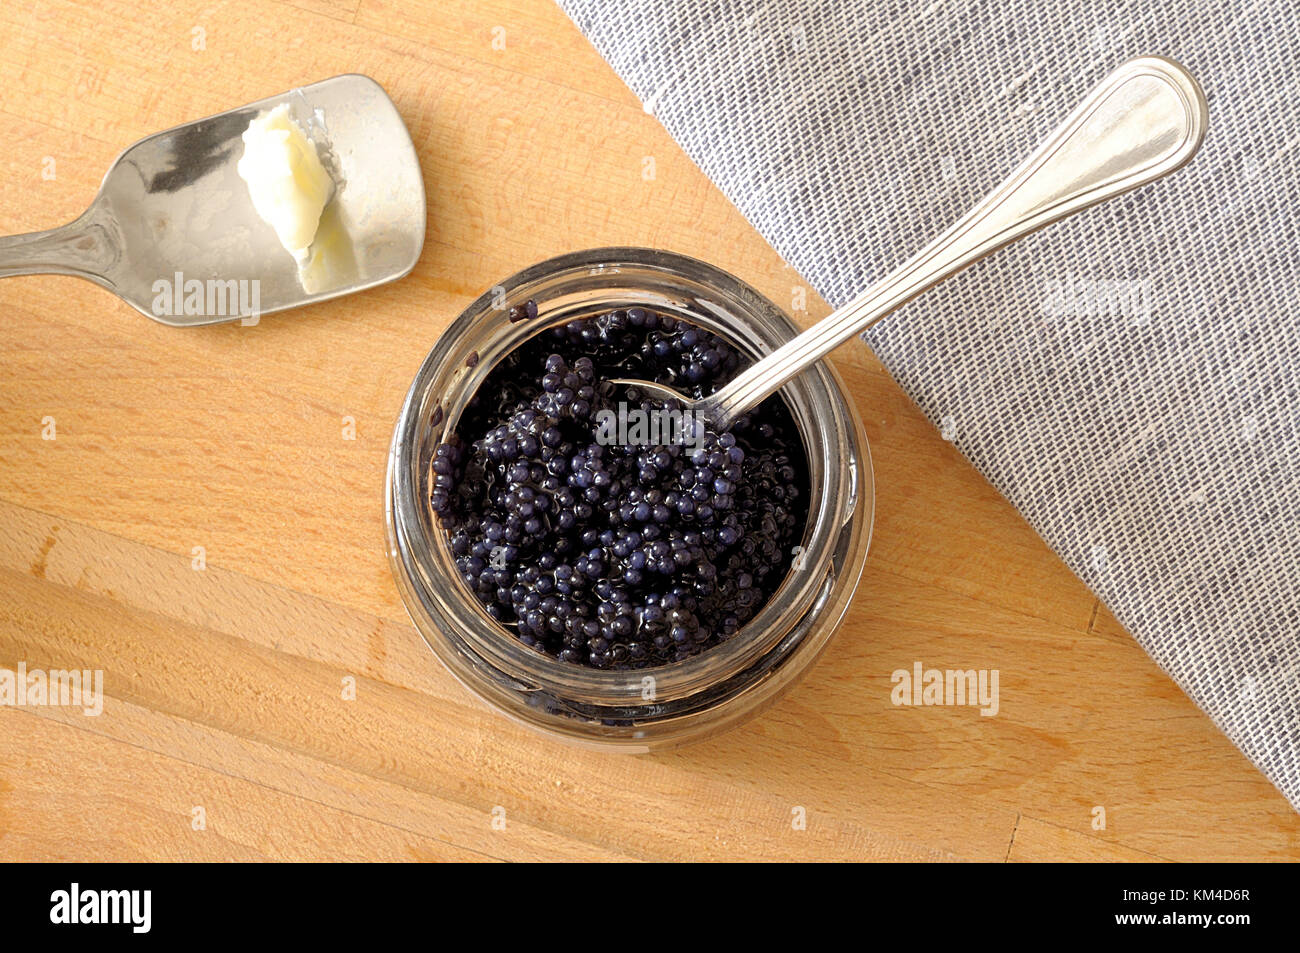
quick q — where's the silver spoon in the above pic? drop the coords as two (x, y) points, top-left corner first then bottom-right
(614, 56), (1208, 431)
(0, 74), (425, 326)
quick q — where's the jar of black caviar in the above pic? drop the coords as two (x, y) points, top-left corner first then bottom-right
(386, 248), (873, 750)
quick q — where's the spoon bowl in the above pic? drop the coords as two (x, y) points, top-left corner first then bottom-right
(604, 378), (693, 405)
(0, 74), (426, 326)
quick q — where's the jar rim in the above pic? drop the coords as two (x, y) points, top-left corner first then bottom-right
(386, 247), (870, 711)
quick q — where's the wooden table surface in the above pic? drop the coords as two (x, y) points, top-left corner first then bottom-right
(1, 0), (1296, 862)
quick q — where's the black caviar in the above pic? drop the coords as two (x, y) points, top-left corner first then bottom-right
(431, 304), (809, 669)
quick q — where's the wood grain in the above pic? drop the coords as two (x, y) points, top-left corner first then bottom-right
(0, 0), (1296, 861)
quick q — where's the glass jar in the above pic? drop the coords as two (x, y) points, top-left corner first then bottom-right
(386, 248), (873, 750)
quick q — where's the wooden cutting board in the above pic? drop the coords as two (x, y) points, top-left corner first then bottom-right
(0, 0), (1295, 861)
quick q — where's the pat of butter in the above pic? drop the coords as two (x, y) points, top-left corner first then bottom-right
(236, 104), (334, 261)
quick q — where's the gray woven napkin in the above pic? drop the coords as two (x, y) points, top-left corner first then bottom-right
(557, 0), (1300, 808)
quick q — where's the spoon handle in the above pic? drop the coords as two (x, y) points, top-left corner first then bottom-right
(0, 204), (118, 282)
(704, 56), (1208, 429)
